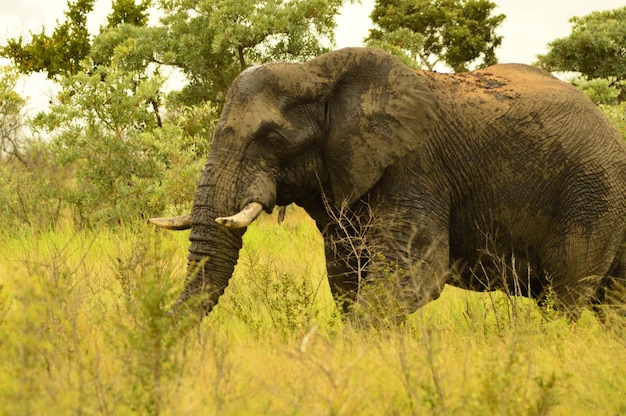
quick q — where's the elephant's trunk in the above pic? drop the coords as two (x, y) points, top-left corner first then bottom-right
(174, 217), (245, 316)
(152, 204), (261, 316)
(170, 149), (275, 318)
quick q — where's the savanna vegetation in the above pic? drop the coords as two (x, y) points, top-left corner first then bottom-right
(1, 1), (626, 414)
(1, 209), (626, 415)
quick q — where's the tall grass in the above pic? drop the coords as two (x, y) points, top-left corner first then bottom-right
(0, 208), (624, 415)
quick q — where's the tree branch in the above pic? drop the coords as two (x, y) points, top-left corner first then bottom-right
(237, 46), (247, 72)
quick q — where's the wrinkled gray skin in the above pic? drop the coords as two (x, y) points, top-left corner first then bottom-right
(156, 47), (626, 321)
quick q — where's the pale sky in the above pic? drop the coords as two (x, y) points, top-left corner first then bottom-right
(2, 0), (626, 112)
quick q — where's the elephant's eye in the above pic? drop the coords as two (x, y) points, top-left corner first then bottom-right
(261, 132), (286, 149)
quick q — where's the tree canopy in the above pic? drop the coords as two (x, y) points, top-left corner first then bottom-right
(1, 0), (94, 78)
(367, 0), (505, 71)
(536, 7), (626, 102)
(154, 0), (346, 105)
(1, 0), (154, 78)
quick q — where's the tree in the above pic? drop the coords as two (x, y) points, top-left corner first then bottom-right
(107, 0), (152, 27)
(155, 0), (349, 105)
(367, 0), (505, 71)
(32, 65), (161, 225)
(32, 63), (210, 226)
(0, 65), (67, 229)
(1, 0), (154, 79)
(536, 7), (626, 102)
(1, 0), (94, 78)
(0, 66), (27, 164)
(571, 76), (621, 106)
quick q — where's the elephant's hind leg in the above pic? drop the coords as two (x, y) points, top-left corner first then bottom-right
(592, 252), (626, 321)
(542, 229), (620, 320)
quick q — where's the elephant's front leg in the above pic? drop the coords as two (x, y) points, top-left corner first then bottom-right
(321, 222), (366, 314)
(360, 220), (450, 319)
(321, 203), (451, 321)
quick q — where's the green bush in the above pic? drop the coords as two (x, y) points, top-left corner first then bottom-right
(31, 64), (213, 227)
(0, 144), (66, 230)
(600, 101), (626, 140)
(573, 76), (621, 106)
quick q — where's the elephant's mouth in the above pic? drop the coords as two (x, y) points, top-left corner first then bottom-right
(217, 176), (277, 228)
(274, 170), (328, 209)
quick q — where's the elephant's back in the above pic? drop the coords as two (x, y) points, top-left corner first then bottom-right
(425, 61), (626, 239)
(423, 62), (626, 161)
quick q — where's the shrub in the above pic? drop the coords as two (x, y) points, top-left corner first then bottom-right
(32, 64), (214, 227)
(600, 101), (626, 140)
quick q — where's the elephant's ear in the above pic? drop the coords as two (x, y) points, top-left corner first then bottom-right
(309, 48), (438, 206)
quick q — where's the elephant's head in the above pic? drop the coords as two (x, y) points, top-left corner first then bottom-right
(151, 47), (438, 318)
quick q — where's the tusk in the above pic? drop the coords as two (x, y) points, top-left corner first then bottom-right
(215, 202), (264, 228)
(148, 214), (192, 230)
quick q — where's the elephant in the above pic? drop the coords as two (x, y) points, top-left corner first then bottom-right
(150, 47), (626, 322)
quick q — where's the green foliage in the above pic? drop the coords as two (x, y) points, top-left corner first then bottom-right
(0, 66), (67, 230)
(367, 0), (505, 71)
(90, 0), (157, 72)
(107, 0), (152, 28)
(90, 24), (161, 72)
(536, 7), (626, 101)
(1, 0), (94, 78)
(59, 0), (351, 106)
(33, 65), (160, 225)
(0, 145), (67, 230)
(0, 66), (27, 163)
(1, 0), (153, 78)
(366, 27), (429, 68)
(600, 101), (626, 141)
(155, 0), (350, 105)
(32, 64), (210, 226)
(146, 115), (213, 214)
(573, 76), (622, 106)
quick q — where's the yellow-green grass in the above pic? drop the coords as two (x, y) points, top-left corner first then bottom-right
(0, 208), (624, 415)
